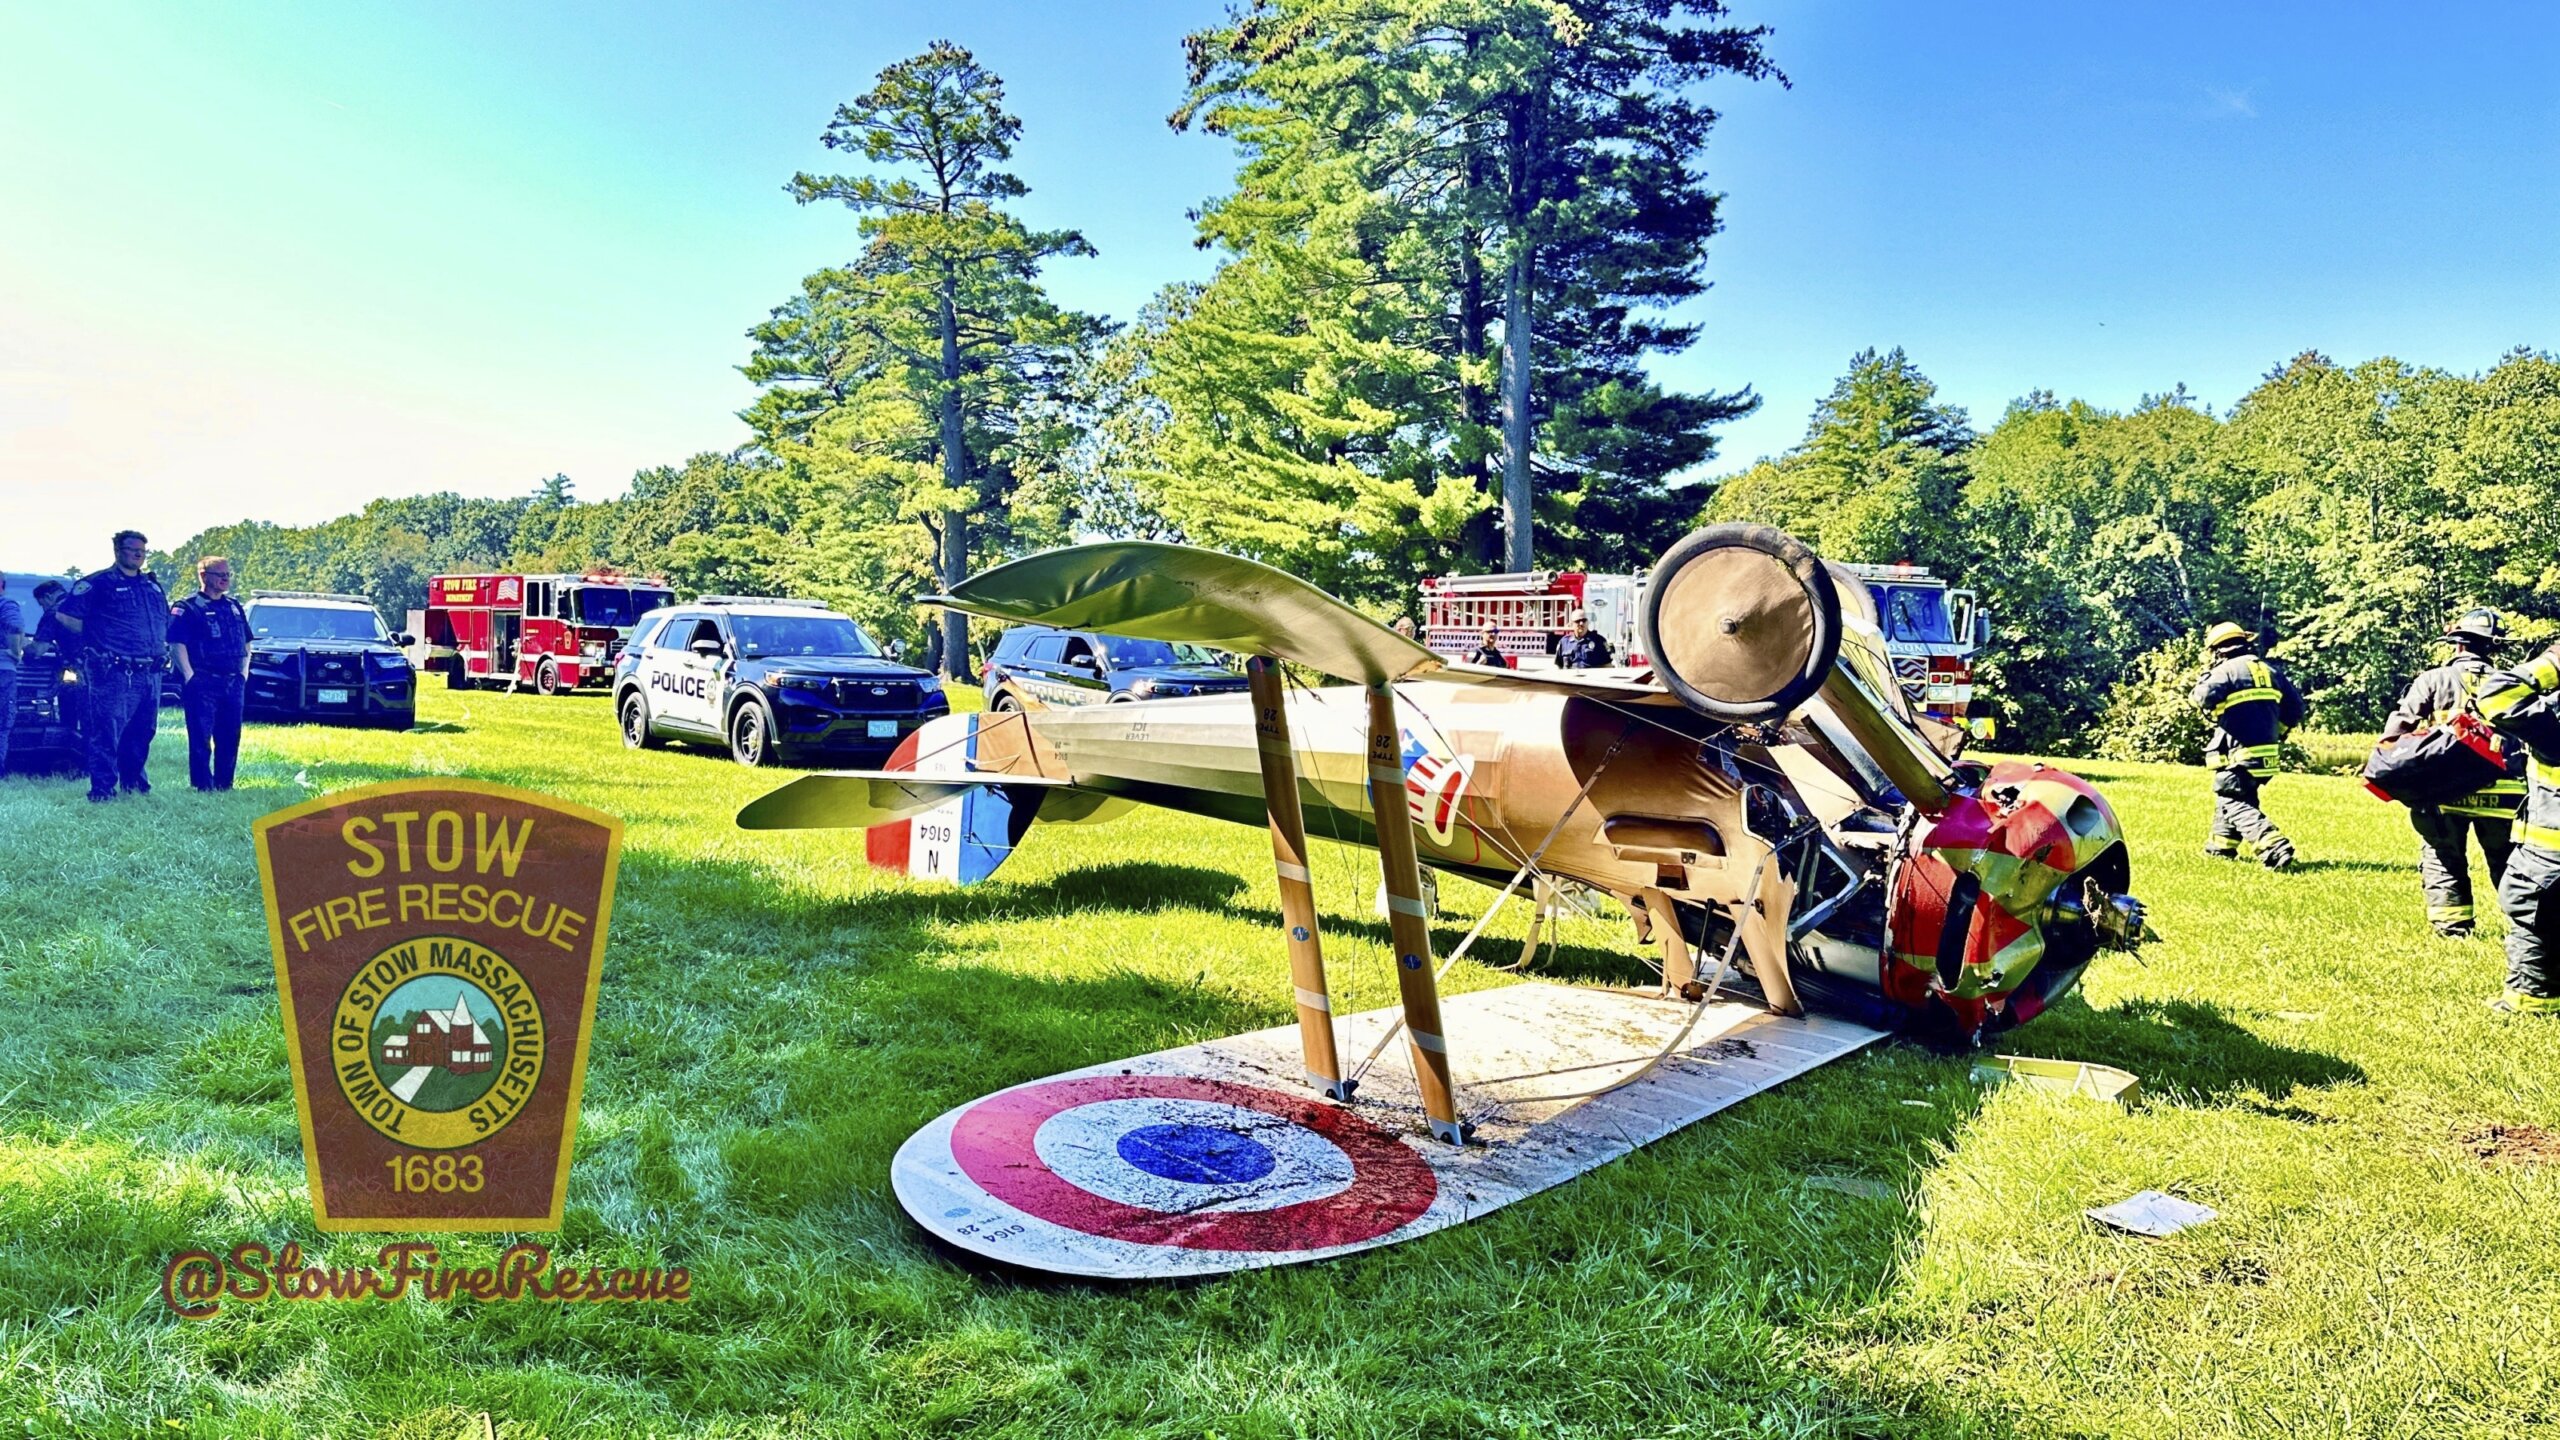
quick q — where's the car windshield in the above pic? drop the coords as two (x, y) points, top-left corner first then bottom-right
(1876, 586), (1953, 645)
(731, 614), (881, 659)
(572, 586), (673, 627)
(1101, 638), (1223, 669)
(250, 604), (386, 642)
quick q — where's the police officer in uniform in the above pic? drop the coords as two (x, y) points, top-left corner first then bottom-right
(2477, 639), (2560, 1013)
(169, 555), (250, 791)
(30, 581), (72, 657)
(2192, 620), (2306, 869)
(57, 530), (171, 802)
(1559, 610), (1613, 669)
(2382, 609), (2524, 936)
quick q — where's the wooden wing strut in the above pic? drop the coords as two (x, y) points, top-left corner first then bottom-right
(1366, 681), (1467, 1143)
(1245, 657), (1350, 1100)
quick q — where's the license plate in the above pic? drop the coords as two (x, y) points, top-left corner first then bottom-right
(317, 688), (351, 704)
(867, 719), (899, 738)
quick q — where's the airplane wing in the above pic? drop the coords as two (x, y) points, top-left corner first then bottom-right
(929, 540), (1678, 703)
(738, 770), (1075, 831)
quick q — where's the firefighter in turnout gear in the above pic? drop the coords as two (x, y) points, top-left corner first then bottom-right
(2476, 639), (2560, 1014)
(2383, 609), (2524, 937)
(2193, 621), (2306, 868)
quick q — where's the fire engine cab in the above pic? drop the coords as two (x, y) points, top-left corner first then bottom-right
(1834, 562), (1987, 728)
(423, 572), (675, 694)
(1418, 560), (1989, 726)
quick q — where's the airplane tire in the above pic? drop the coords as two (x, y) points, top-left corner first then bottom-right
(1641, 523), (1842, 722)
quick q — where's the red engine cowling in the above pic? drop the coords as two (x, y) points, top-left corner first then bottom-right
(1885, 760), (2136, 1042)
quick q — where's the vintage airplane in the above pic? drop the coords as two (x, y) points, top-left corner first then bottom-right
(739, 523), (2145, 1278)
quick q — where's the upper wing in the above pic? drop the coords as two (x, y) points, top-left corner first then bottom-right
(931, 540), (1678, 703)
(928, 541), (1433, 684)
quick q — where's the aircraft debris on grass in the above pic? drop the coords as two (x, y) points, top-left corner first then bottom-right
(738, 523), (2146, 1278)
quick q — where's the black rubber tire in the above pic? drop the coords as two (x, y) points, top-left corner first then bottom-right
(535, 660), (562, 697)
(619, 690), (661, 750)
(729, 697), (776, 767)
(1640, 522), (1843, 722)
(443, 667), (471, 691)
(990, 691), (1023, 714)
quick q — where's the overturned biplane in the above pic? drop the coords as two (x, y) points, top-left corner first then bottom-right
(740, 524), (2144, 1277)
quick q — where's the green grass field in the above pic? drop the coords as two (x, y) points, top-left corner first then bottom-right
(3, 689), (2556, 1438)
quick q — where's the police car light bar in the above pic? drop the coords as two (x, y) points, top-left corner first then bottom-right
(248, 590), (375, 606)
(691, 595), (835, 609)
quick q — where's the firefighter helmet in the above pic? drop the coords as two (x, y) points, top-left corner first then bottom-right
(2203, 621), (2252, 652)
(2445, 608), (2504, 648)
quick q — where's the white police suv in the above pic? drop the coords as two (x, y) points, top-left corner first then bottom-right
(612, 597), (949, 766)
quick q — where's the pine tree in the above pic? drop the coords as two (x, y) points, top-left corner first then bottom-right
(765, 43), (1105, 679)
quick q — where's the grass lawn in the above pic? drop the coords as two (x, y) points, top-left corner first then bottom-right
(3, 687), (2556, 1438)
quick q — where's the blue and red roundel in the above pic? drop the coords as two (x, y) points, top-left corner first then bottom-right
(945, 1075), (1436, 1252)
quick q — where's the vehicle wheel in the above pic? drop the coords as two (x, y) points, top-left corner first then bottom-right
(620, 690), (662, 750)
(729, 697), (776, 767)
(990, 691), (1022, 714)
(536, 660), (562, 696)
(444, 667), (470, 691)
(1106, 692), (1136, 703)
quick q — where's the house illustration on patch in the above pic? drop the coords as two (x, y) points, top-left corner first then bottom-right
(378, 994), (495, 1074)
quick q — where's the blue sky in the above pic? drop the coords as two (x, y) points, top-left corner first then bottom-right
(2, 1), (2554, 570)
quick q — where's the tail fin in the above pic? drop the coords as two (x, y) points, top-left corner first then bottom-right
(737, 712), (1088, 886)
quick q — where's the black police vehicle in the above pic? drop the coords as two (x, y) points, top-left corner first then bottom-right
(2, 570), (81, 773)
(981, 624), (1245, 712)
(613, 597), (949, 766)
(243, 591), (418, 730)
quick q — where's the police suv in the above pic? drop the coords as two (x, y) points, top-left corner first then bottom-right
(613, 597), (949, 766)
(3, 570), (79, 772)
(981, 624), (1246, 711)
(243, 591), (418, 729)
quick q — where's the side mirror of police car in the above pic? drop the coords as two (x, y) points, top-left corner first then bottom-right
(689, 638), (724, 658)
(1067, 653), (1098, 670)
(394, 632), (415, 647)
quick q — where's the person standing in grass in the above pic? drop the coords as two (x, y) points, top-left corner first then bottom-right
(2383, 609), (2525, 937)
(2476, 638), (2560, 1014)
(0, 573), (23, 775)
(56, 529), (170, 803)
(168, 555), (250, 792)
(2192, 620), (2304, 869)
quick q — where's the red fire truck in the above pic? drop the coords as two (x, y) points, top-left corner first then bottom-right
(422, 571), (675, 694)
(1836, 562), (1988, 728)
(1418, 561), (1988, 726)
(1418, 570), (1652, 670)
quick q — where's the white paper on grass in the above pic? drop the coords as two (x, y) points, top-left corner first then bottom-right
(2085, 1190), (2216, 1237)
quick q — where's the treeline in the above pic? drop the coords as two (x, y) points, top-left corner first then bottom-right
(142, 2), (2560, 753)
(1708, 345), (2560, 749)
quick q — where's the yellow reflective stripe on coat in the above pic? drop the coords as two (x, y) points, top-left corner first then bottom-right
(2213, 687), (2282, 718)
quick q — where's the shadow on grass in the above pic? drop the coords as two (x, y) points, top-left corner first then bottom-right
(2001, 992), (2365, 1104)
(2281, 858), (2405, 877)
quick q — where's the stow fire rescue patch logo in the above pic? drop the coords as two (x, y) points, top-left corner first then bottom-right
(255, 780), (621, 1232)
(896, 1074), (1437, 1268)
